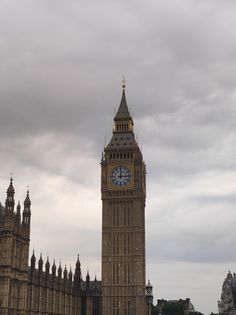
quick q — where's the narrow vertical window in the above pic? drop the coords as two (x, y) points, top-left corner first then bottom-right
(116, 263), (119, 284)
(116, 206), (119, 226)
(113, 208), (116, 226)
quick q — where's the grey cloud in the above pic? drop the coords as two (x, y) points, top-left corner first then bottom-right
(1, 1), (236, 314)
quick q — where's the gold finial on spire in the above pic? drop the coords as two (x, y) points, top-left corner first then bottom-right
(121, 75), (126, 89)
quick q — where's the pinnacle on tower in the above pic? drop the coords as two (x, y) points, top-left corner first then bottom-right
(30, 250), (36, 270)
(74, 254), (82, 288)
(7, 177), (15, 195)
(22, 189), (31, 227)
(86, 270), (90, 291)
(86, 270), (90, 281)
(69, 267), (73, 281)
(5, 177), (15, 212)
(52, 259), (56, 276)
(75, 254), (81, 271)
(38, 253), (43, 272)
(58, 262), (62, 278)
(24, 189), (31, 211)
(45, 257), (50, 274)
(64, 265), (68, 279)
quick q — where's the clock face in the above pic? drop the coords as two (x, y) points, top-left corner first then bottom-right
(111, 166), (131, 187)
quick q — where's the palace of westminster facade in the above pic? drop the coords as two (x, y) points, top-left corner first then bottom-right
(0, 86), (153, 315)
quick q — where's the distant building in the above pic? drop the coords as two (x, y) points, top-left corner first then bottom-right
(157, 298), (195, 315)
(218, 271), (236, 315)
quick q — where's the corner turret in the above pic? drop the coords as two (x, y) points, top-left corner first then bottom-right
(22, 190), (31, 228)
(5, 177), (15, 213)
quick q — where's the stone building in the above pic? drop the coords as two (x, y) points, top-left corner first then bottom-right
(0, 178), (101, 315)
(101, 83), (147, 314)
(218, 271), (236, 315)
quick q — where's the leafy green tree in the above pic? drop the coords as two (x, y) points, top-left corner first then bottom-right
(162, 302), (185, 315)
(151, 305), (159, 315)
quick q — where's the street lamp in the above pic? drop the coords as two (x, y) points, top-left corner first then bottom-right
(146, 280), (153, 315)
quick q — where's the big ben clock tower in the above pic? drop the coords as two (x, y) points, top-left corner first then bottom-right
(101, 81), (147, 315)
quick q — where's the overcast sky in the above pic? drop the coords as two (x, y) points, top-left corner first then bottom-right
(0, 0), (236, 313)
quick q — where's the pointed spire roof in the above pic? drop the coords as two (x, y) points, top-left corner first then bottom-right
(38, 253), (43, 271)
(24, 190), (31, 210)
(69, 267), (73, 281)
(58, 262), (62, 278)
(86, 270), (90, 280)
(45, 256), (50, 267)
(7, 177), (15, 195)
(114, 88), (132, 121)
(5, 177), (15, 212)
(52, 259), (56, 276)
(31, 250), (36, 263)
(64, 265), (68, 278)
(17, 201), (21, 212)
(76, 254), (81, 269)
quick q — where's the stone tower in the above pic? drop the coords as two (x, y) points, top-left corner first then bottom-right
(0, 178), (31, 315)
(101, 83), (147, 315)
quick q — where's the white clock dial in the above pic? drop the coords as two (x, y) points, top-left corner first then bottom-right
(111, 166), (131, 186)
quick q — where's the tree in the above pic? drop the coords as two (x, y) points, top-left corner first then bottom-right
(161, 302), (185, 315)
(189, 312), (204, 315)
(151, 305), (159, 315)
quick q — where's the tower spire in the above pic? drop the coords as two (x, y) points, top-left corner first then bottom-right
(22, 189), (31, 229)
(121, 75), (126, 89)
(113, 79), (133, 132)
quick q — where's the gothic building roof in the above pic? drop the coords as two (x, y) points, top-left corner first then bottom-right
(106, 87), (139, 151)
(106, 132), (138, 150)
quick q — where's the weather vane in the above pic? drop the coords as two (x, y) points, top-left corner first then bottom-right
(121, 75), (126, 89)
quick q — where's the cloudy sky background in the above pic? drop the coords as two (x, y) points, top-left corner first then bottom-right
(1, 0), (236, 313)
